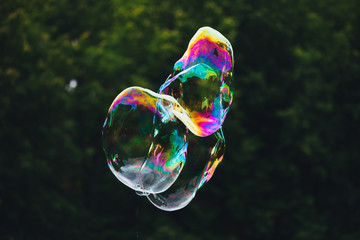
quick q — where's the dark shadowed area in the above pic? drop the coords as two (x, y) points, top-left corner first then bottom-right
(1, 0), (360, 239)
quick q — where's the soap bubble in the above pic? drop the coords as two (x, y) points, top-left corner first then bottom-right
(102, 26), (234, 211)
(161, 27), (234, 137)
(102, 87), (188, 194)
(147, 129), (225, 211)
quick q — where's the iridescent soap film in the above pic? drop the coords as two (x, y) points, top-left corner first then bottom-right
(102, 26), (234, 211)
(160, 26), (234, 137)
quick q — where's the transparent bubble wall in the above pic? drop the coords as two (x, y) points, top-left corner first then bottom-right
(102, 27), (234, 211)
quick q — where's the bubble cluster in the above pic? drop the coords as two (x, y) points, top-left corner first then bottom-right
(102, 27), (234, 211)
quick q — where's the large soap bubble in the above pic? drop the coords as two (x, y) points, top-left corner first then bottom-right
(161, 26), (234, 137)
(102, 87), (188, 194)
(102, 26), (234, 211)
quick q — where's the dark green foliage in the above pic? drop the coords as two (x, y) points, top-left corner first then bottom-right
(1, 0), (359, 239)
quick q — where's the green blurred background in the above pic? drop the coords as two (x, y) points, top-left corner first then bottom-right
(1, 0), (360, 239)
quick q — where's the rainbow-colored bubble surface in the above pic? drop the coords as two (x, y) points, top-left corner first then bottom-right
(102, 27), (234, 211)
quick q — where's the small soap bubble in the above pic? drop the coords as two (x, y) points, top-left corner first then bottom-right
(65, 79), (78, 92)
